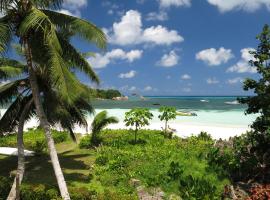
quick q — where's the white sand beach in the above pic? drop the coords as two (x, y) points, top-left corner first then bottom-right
(16, 108), (254, 140)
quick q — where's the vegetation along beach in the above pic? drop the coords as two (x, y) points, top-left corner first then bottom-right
(0, 0), (270, 199)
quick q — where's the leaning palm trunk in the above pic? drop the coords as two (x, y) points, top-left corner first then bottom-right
(23, 39), (70, 199)
(7, 100), (33, 200)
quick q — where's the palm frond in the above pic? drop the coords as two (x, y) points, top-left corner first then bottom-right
(0, 21), (12, 53)
(57, 34), (99, 84)
(0, 58), (26, 79)
(91, 111), (118, 134)
(30, 0), (63, 9)
(0, 95), (34, 133)
(18, 7), (62, 53)
(42, 9), (107, 50)
(0, 78), (28, 105)
(0, 0), (14, 12)
(47, 47), (83, 103)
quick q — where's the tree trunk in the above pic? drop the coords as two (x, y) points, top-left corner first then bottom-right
(7, 100), (32, 200)
(23, 39), (70, 199)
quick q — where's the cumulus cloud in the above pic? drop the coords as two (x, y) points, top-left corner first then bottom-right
(181, 74), (191, 80)
(206, 77), (220, 84)
(227, 48), (257, 73)
(207, 0), (270, 13)
(144, 86), (153, 91)
(227, 77), (243, 84)
(157, 50), (179, 67)
(61, 0), (87, 16)
(108, 10), (184, 46)
(88, 49), (143, 69)
(118, 70), (137, 79)
(196, 47), (234, 66)
(159, 0), (192, 8)
(146, 11), (168, 21)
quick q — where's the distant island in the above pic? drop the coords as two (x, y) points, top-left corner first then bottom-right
(91, 89), (123, 100)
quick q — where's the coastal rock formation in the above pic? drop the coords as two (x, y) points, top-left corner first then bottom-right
(112, 96), (129, 101)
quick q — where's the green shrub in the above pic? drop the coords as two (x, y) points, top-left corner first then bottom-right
(79, 135), (91, 149)
(179, 175), (218, 199)
(0, 128), (69, 153)
(0, 176), (12, 200)
(90, 129), (229, 198)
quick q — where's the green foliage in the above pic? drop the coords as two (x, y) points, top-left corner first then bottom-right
(124, 108), (153, 142)
(197, 132), (213, 141)
(91, 111), (119, 146)
(158, 106), (177, 123)
(95, 89), (122, 99)
(235, 25), (270, 182)
(79, 135), (92, 149)
(0, 176), (11, 200)
(208, 130), (270, 182)
(89, 129), (229, 198)
(0, 128), (69, 153)
(179, 175), (218, 200)
(158, 106), (177, 138)
(238, 24), (270, 133)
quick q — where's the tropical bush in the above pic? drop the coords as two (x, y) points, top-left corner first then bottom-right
(0, 128), (69, 153)
(158, 106), (177, 138)
(89, 129), (229, 198)
(124, 108), (153, 143)
(91, 111), (118, 146)
(0, 176), (12, 200)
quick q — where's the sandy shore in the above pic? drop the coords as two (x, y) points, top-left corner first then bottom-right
(23, 118), (250, 140)
(73, 122), (250, 140)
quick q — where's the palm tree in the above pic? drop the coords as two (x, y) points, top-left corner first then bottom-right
(0, 1), (106, 199)
(0, 58), (95, 199)
(90, 111), (119, 146)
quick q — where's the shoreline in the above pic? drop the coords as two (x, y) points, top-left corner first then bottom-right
(1, 108), (253, 140)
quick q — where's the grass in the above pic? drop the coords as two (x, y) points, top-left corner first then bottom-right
(0, 129), (230, 199)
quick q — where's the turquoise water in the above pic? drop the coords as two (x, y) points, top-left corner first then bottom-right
(92, 96), (248, 110)
(0, 96), (257, 128)
(91, 96), (257, 127)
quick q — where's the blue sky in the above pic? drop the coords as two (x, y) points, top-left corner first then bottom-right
(61, 0), (270, 96)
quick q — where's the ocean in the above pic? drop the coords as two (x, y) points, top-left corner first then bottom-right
(0, 96), (258, 138)
(90, 96), (257, 127)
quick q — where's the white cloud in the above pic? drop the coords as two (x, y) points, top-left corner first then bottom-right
(227, 77), (243, 84)
(62, 0), (87, 16)
(181, 74), (191, 80)
(207, 0), (270, 13)
(227, 48), (257, 73)
(143, 25), (184, 45)
(157, 50), (179, 67)
(196, 47), (234, 66)
(206, 77), (220, 84)
(129, 86), (137, 91)
(108, 10), (184, 46)
(159, 0), (191, 8)
(144, 86), (153, 91)
(88, 49), (143, 68)
(146, 11), (168, 21)
(118, 70), (137, 79)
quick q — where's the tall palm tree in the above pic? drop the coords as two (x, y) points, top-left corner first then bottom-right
(90, 111), (119, 146)
(0, 1), (106, 198)
(0, 58), (95, 199)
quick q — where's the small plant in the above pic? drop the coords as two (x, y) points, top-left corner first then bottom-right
(91, 111), (119, 146)
(179, 175), (218, 199)
(158, 106), (177, 138)
(124, 108), (153, 143)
